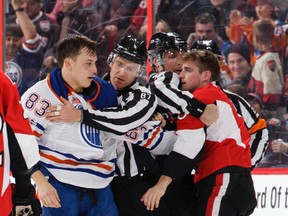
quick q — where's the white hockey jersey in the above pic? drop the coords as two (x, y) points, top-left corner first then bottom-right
(21, 69), (118, 189)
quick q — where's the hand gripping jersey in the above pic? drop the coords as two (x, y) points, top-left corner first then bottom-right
(0, 72), (40, 216)
(163, 83), (252, 183)
(21, 68), (119, 189)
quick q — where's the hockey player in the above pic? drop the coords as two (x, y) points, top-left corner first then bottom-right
(192, 39), (269, 169)
(21, 34), (120, 216)
(0, 72), (41, 216)
(142, 50), (257, 216)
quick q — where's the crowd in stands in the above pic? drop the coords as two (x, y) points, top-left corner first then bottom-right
(3, 0), (288, 167)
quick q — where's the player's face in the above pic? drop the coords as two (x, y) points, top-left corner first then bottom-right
(162, 50), (185, 74)
(195, 22), (217, 40)
(69, 48), (97, 92)
(227, 53), (251, 78)
(110, 56), (141, 90)
(21, 0), (41, 18)
(5, 36), (22, 60)
(179, 61), (203, 92)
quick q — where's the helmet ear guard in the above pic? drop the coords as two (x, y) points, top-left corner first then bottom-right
(107, 52), (117, 66)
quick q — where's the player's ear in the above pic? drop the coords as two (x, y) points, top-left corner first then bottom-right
(107, 52), (115, 68)
(64, 58), (72, 69)
(202, 70), (211, 82)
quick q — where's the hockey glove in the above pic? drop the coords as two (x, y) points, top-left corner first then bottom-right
(12, 186), (42, 216)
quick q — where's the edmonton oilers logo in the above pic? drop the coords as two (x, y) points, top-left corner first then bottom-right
(5, 61), (23, 86)
(80, 123), (102, 148)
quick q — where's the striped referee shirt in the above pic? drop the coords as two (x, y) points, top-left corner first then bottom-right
(82, 81), (158, 135)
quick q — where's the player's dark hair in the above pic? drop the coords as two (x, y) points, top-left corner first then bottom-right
(56, 34), (97, 67)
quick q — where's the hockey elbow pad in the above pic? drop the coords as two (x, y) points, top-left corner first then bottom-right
(188, 98), (206, 118)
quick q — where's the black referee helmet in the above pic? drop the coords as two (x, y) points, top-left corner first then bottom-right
(108, 35), (147, 65)
(191, 40), (222, 59)
(147, 32), (188, 66)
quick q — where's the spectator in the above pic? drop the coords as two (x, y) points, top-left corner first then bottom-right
(209, 0), (250, 26)
(41, 0), (57, 13)
(156, 0), (214, 39)
(155, 19), (172, 33)
(228, 0), (287, 66)
(98, 0), (141, 40)
(7, 0), (54, 50)
(224, 42), (252, 89)
(249, 18), (284, 109)
(5, 24), (23, 62)
(245, 92), (265, 116)
(187, 12), (232, 54)
(271, 139), (288, 155)
(45, 0), (95, 23)
(5, 0), (46, 95)
(56, 0), (107, 41)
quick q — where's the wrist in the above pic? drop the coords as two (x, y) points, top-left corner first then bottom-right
(157, 175), (172, 188)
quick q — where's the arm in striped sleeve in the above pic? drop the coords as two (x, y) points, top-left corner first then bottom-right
(82, 85), (158, 135)
(149, 71), (206, 118)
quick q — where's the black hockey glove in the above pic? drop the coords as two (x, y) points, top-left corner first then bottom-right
(12, 186), (42, 216)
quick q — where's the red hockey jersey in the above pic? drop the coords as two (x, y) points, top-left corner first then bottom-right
(163, 83), (251, 183)
(0, 72), (39, 216)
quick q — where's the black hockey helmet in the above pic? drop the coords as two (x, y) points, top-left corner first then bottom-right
(109, 35), (147, 65)
(191, 40), (222, 56)
(147, 32), (188, 66)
